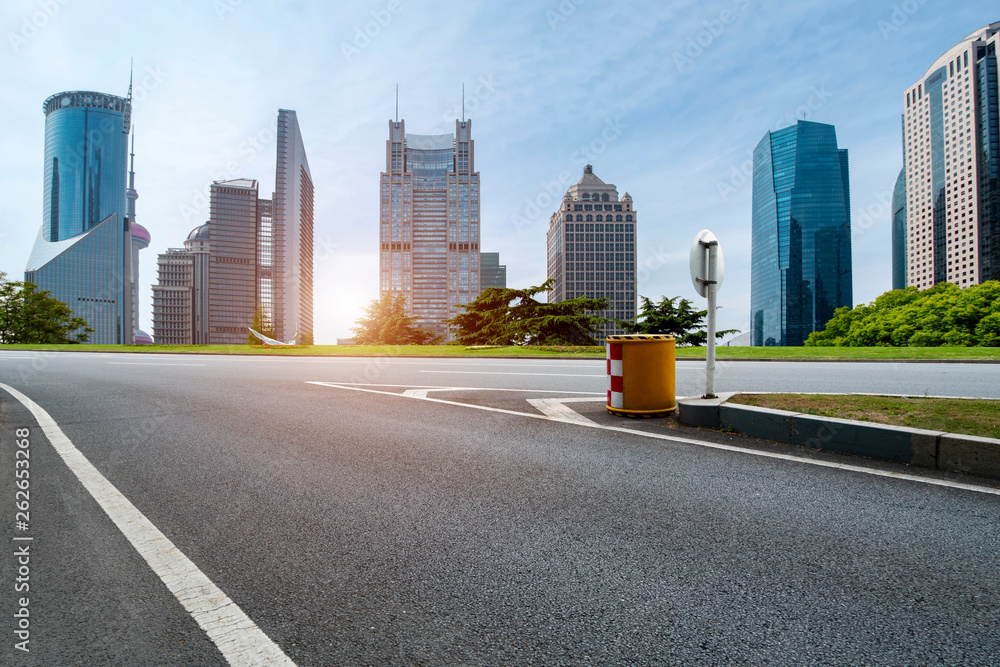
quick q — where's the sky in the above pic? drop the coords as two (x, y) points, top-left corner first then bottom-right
(0, 0), (997, 344)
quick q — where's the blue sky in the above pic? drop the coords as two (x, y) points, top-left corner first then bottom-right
(1, 0), (996, 343)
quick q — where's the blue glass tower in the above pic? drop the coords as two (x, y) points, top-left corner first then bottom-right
(750, 121), (853, 346)
(891, 167), (907, 290)
(26, 90), (133, 344)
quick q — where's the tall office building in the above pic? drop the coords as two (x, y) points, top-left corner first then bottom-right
(480, 252), (507, 290)
(272, 109), (314, 342)
(891, 167), (907, 290)
(750, 121), (853, 347)
(25, 89), (134, 343)
(546, 165), (636, 340)
(902, 22), (1000, 289)
(207, 179), (260, 344)
(151, 222), (210, 345)
(152, 109), (311, 346)
(381, 119), (480, 339)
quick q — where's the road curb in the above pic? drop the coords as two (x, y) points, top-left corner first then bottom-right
(678, 395), (1000, 480)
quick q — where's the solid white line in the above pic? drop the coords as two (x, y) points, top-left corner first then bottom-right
(308, 382), (1000, 497)
(419, 370), (605, 377)
(0, 383), (295, 666)
(107, 362), (206, 366)
(325, 382), (604, 395)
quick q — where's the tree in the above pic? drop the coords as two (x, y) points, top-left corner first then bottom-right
(352, 293), (438, 345)
(805, 281), (1000, 347)
(618, 295), (739, 346)
(247, 303), (276, 345)
(446, 280), (609, 346)
(0, 274), (93, 343)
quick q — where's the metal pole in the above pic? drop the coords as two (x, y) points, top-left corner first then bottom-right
(705, 243), (718, 398)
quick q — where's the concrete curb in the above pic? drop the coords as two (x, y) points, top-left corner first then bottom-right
(678, 395), (1000, 480)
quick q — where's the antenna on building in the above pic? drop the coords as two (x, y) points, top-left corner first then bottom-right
(462, 83), (465, 122)
(395, 83), (398, 122)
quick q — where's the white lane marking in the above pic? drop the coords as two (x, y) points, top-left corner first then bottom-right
(329, 382), (604, 395)
(0, 383), (295, 666)
(107, 362), (206, 366)
(419, 370), (605, 377)
(527, 398), (598, 425)
(308, 382), (1000, 498)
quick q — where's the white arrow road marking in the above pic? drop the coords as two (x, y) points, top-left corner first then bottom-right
(308, 382), (1000, 498)
(527, 398), (602, 425)
(0, 383), (295, 666)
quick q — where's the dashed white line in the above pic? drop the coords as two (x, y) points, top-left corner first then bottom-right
(0, 382), (295, 666)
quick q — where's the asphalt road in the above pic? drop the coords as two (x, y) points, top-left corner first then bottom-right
(1, 351), (998, 665)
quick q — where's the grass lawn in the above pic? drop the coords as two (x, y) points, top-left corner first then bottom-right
(0, 343), (998, 361)
(729, 393), (1000, 439)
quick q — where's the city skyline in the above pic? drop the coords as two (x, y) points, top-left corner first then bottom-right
(1, 2), (997, 343)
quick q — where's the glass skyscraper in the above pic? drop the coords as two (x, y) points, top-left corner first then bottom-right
(547, 165), (636, 340)
(901, 23), (1000, 289)
(380, 119), (480, 339)
(750, 121), (853, 347)
(26, 90), (134, 344)
(891, 167), (907, 290)
(480, 252), (506, 290)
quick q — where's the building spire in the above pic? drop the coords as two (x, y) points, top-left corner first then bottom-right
(123, 57), (134, 134)
(126, 127), (138, 222)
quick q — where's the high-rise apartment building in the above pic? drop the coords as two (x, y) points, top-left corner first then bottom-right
(480, 252), (507, 290)
(272, 109), (314, 341)
(902, 23), (1000, 289)
(546, 165), (636, 340)
(380, 119), (480, 339)
(750, 121), (853, 347)
(26, 89), (134, 343)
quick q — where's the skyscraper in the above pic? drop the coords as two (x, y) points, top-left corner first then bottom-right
(272, 109), (314, 342)
(546, 165), (636, 340)
(480, 252), (507, 290)
(750, 121), (853, 347)
(891, 167), (907, 290)
(902, 22), (1000, 289)
(381, 119), (480, 340)
(207, 179), (261, 344)
(152, 109), (312, 345)
(26, 89), (134, 343)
